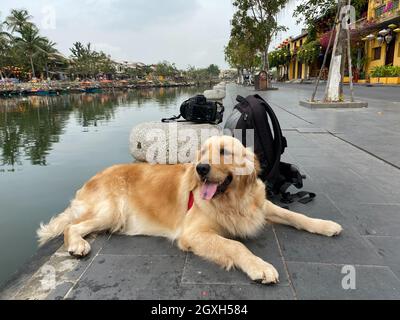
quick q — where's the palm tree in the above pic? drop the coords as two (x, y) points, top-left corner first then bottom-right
(38, 39), (64, 79)
(13, 24), (47, 78)
(5, 9), (32, 33)
(0, 20), (12, 80)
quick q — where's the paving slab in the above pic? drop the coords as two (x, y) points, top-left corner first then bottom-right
(273, 193), (384, 266)
(177, 283), (295, 300)
(286, 262), (400, 300)
(366, 236), (400, 280)
(343, 204), (400, 236)
(102, 235), (184, 256)
(302, 166), (394, 209)
(182, 226), (290, 286)
(65, 255), (186, 300)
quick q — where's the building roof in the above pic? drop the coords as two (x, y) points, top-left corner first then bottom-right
(291, 31), (308, 42)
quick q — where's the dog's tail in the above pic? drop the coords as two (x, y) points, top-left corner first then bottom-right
(37, 208), (73, 246)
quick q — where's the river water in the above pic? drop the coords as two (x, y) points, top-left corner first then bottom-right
(0, 86), (210, 286)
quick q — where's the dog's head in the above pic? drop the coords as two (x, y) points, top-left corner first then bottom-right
(195, 136), (260, 200)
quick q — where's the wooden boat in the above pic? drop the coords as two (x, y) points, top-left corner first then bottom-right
(35, 90), (50, 96)
(70, 88), (86, 94)
(85, 87), (102, 93)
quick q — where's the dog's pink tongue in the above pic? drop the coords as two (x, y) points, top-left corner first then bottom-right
(201, 182), (218, 200)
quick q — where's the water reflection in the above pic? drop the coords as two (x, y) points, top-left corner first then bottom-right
(0, 86), (204, 169)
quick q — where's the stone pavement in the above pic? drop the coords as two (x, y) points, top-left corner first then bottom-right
(1, 83), (400, 300)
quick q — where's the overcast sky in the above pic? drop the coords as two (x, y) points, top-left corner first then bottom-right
(1, 0), (304, 69)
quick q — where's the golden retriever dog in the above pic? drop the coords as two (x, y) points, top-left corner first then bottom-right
(37, 136), (342, 284)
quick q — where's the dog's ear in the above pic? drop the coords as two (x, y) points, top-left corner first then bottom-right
(244, 147), (260, 175)
(237, 148), (260, 185)
(185, 163), (200, 191)
(249, 157), (260, 185)
(252, 150), (261, 176)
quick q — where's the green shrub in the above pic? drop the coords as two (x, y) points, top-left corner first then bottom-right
(297, 40), (321, 64)
(370, 65), (400, 77)
(268, 47), (291, 68)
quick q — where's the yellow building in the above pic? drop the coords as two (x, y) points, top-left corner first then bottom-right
(288, 32), (309, 80)
(364, 0), (400, 73)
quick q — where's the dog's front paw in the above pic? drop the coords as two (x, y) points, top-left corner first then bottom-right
(313, 220), (343, 237)
(245, 257), (279, 285)
(67, 239), (91, 258)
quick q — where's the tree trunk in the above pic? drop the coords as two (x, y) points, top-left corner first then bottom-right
(324, 0), (347, 102)
(265, 39), (271, 87)
(263, 50), (267, 71)
(30, 54), (36, 79)
(45, 62), (49, 80)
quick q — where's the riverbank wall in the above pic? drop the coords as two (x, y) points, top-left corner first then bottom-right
(0, 80), (218, 98)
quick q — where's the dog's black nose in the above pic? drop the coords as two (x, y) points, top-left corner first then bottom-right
(196, 164), (211, 177)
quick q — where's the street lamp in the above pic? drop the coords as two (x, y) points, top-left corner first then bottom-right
(378, 29), (394, 45)
(366, 34), (375, 41)
(385, 34), (393, 44)
(378, 29), (389, 37)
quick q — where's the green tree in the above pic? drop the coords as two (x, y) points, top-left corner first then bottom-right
(36, 39), (65, 79)
(293, 0), (368, 26)
(13, 23), (47, 78)
(155, 61), (178, 78)
(206, 64), (220, 78)
(5, 9), (32, 33)
(69, 42), (115, 79)
(0, 19), (12, 79)
(225, 33), (261, 79)
(185, 65), (218, 83)
(231, 0), (288, 75)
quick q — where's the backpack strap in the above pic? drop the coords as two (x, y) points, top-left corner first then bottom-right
(281, 191), (316, 204)
(161, 114), (182, 123)
(236, 95), (275, 181)
(251, 94), (286, 183)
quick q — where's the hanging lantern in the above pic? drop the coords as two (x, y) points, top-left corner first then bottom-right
(393, 28), (400, 33)
(377, 36), (384, 45)
(366, 34), (375, 41)
(379, 29), (389, 36)
(388, 24), (397, 29)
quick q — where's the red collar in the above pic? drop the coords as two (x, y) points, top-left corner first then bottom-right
(188, 191), (194, 211)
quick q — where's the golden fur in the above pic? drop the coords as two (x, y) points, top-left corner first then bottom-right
(37, 136), (342, 284)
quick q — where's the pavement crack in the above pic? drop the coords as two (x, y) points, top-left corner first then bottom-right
(272, 226), (298, 300)
(63, 234), (111, 300)
(328, 132), (400, 171)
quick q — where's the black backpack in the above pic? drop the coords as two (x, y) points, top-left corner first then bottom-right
(224, 94), (315, 205)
